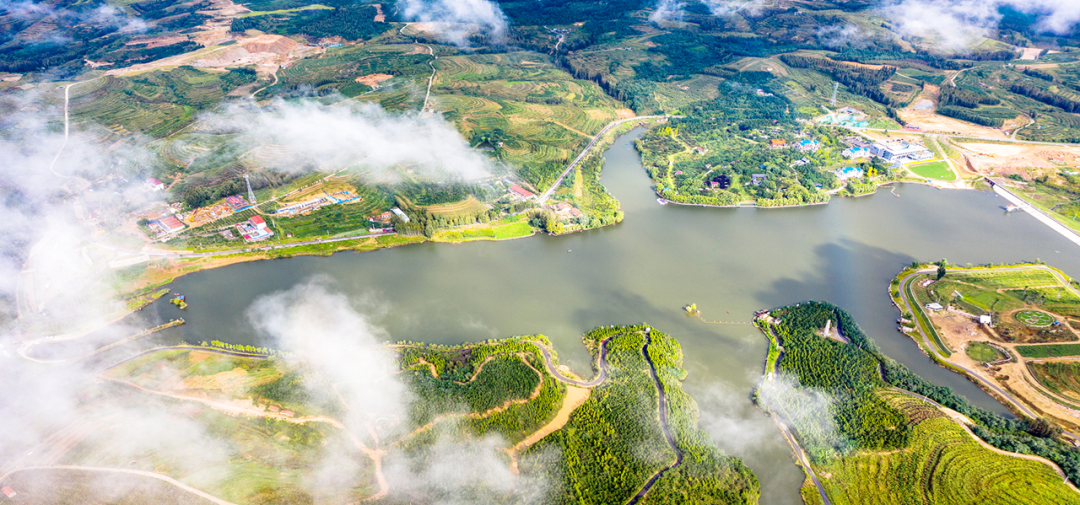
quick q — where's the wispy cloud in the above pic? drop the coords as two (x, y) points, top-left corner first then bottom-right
(398, 0), (509, 46)
(200, 100), (492, 181)
(880, 0), (1080, 50)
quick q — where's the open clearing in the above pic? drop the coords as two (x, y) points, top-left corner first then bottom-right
(955, 141), (1080, 176)
(907, 160), (956, 181)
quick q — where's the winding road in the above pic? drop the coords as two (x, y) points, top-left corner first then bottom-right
(627, 332), (684, 505)
(532, 334), (683, 503)
(537, 115), (672, 203)
(531, 339), (609, 387)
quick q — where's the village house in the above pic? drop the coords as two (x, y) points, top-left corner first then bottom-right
(237, 215), (274, 242)
(834, 166), (864, 181)
(149, 215), (185, 236)
(508, 184), (535, 200)
(797, 139), (820, 152)
(751, 174), (767, 186)
(843, 146), (871, 159)
(146, 178), (165, 191)
(769, 139), (787, 148)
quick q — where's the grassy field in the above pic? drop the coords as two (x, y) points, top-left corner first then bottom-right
(432, 217), (534, 242)
(429, 51), (628, 190)
(966, 341), (1005, 362)
(817, 392), (1076, 505)
(1016, 343), (1080, 358)
(907, 160), (956, 181)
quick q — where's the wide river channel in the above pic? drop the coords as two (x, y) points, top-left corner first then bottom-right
(130, 128), (1080, 504)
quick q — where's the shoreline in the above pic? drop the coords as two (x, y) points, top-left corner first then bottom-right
(991, 182), (1080, 249)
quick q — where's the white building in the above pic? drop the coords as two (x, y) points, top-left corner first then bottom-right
(870, 140), (933, 164)
(926, 302), (944, 311)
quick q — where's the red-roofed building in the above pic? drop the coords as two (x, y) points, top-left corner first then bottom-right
(146, 178), (165, 191)
(157, 215), (185, 234)
(2, 486), (16, 498)
(509, 185), (535, 199)
(237, 215), (273, 242)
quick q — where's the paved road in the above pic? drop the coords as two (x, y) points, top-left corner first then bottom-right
(532, 339), (609, 387)
(93, 230), (396, 261)
(760, 322), (832, 505)
(989, 180), (1080, 249)
(537, 115), (672, 203)
(0, 465), (236, 505)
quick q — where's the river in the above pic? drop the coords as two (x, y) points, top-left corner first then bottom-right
(110, 127), (1080, 504)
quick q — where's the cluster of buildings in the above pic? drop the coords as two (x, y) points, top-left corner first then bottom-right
(841, 137), (933, 166)
(769, 138), (820, 152)
(148, 215), (186, 237)
(236, 215), (274, 242)
(552, 201), (583, 220)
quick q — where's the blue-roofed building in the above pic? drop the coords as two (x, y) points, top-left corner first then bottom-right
(834, 166), (864, 181)
(843, 146), (871, 159)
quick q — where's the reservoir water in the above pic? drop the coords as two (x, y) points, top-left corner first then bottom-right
(127, 127), (1080, 504)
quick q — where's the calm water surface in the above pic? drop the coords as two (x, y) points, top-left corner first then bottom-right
(125, 128), (1080, 504)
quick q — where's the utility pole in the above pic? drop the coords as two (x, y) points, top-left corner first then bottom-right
(245, 174), (257, 204)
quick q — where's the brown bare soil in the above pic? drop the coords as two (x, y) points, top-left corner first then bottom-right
(355, 73), (394, 87)
(506, 385), (590, 474)
(929, 311), (1080, 431)
(954, 142), (1080, 176)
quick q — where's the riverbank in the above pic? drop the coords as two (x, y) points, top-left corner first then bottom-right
(892, 263), (1080, 434)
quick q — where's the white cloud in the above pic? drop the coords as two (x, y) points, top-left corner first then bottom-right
(202, 100), (492, 181)
(880, 0), (1080, 51)
(399, 0), (509, 46)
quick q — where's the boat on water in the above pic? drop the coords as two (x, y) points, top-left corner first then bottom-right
(1005, 204), (1020, 212)
(657, 198), (667, 205)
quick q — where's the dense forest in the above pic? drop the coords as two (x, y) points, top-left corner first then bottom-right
(230, 5), (390, 41)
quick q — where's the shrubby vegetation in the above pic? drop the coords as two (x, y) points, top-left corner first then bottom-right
(522, 325), (759, 504)
(765, 301), (1080, 486)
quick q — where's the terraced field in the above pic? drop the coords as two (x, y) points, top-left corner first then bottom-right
(429, 51), (627, 189)
(71, 67), (256, 139)
(817, 392), (1078, 505)
(421, 196), (490, 218)
(950, 270), (1062, 290)
(1030, 361), (1080, 403)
